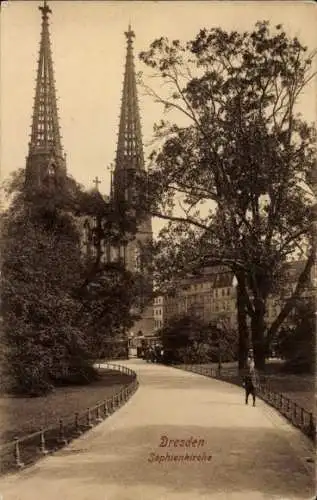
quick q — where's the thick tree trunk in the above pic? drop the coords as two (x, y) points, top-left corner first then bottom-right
(236, 283), (249, 371)
(251, 310), (266, 371)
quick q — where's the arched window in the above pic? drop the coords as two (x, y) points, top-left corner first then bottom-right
(134, 245), (141, 271)
(48, 162), (55, 177)
(110, 245), (120, 262)
(47, 156), (57, 178)
(44, 157), (57, 188)
(83, 220), (91, 257)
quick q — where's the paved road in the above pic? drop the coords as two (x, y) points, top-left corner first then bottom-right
(0, 359), (315, 500)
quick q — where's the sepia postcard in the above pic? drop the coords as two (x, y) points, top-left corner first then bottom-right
(0, 1), (316, 499)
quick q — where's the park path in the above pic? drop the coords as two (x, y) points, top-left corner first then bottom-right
(0, 359), (315, 500)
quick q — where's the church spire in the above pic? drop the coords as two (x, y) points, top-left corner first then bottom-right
(113, 26), (145, 203)
(25, 1), (66, 192)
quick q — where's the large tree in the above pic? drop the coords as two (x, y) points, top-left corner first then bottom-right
(0, 169), (148, 394)
(0, 178), (87, 394)
(139, 21), (316, 369)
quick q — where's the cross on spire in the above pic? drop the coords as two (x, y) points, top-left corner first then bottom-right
(125, 24), (135, 43)
(39, 0), (52, 18)
(93, 176), (101, 190)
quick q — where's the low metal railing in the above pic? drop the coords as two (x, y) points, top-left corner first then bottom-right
(0, 363), (138, 475)
(171, 363), (316, 442)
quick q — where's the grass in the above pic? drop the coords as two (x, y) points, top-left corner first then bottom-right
(0, 367), (133, 444)
(260, 372), (315, 414)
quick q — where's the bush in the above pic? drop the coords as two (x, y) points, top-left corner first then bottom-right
(275, 300), (314, 374)
(159, 314), (238, 364)
(53, 362), (99, 386)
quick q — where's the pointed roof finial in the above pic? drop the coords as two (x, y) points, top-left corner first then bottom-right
(93, 176), (101, 191)
(125, 24), (135, 43)
(39, 0), (52, 18)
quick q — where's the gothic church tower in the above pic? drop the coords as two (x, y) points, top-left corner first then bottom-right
(112, 26), (154, 335)
(25, 1), (66, 194)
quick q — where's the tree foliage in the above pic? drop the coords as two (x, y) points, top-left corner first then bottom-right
(0, 168), (147, 395)
(159, 313), (237, 364)
(139, 21), (316, 369)
(275, 298), (315, 373)
(1, 187), (86, 394)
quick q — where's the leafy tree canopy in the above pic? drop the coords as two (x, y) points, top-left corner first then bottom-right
(139, 21), (316, 368)
(0, 167), (149, 394)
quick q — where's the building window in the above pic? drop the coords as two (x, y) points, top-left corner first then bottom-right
(48, 163), (56, 177)
(134, 246), (141, 271)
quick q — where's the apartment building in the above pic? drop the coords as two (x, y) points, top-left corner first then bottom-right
(162, 261), (314, 330)
(153, 295), (164, 331)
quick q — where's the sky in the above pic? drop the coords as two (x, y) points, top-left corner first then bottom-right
(1, 0), (316, 234)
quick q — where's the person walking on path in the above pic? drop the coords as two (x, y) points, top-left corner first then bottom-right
(243, 349), (258, 406)
(244, 372), (256, 406)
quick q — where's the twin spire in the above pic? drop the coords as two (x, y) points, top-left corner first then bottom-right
(115, 24), (144, 172)
(27, 1), (144, 199)
(29, 0), (63, 158)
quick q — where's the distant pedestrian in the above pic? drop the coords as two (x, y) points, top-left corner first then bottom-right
(244, 349), (257, 406)
(144, 347), (151, 363)
(246, 349), (255, 371)
(243, 372), (256, 406)
(149, 347), (155, 363)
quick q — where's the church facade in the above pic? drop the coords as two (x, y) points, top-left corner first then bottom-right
(24, 1), (154, 336)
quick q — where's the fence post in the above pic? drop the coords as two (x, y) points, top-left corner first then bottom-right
(87, 408), (93, 428)
(74, 412), (82, 436)
(40, 428), (48, 455)
(96, 405), (103, 423)
(309, 413), (315, 439)
(293, 403), (297, 423)
(300, 407), (305, 427)
(58, 419), (68, 445)
(14, 437), (24, 469)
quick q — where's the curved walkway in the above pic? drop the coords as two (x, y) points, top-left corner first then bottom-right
(0, 359), (314, 500)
